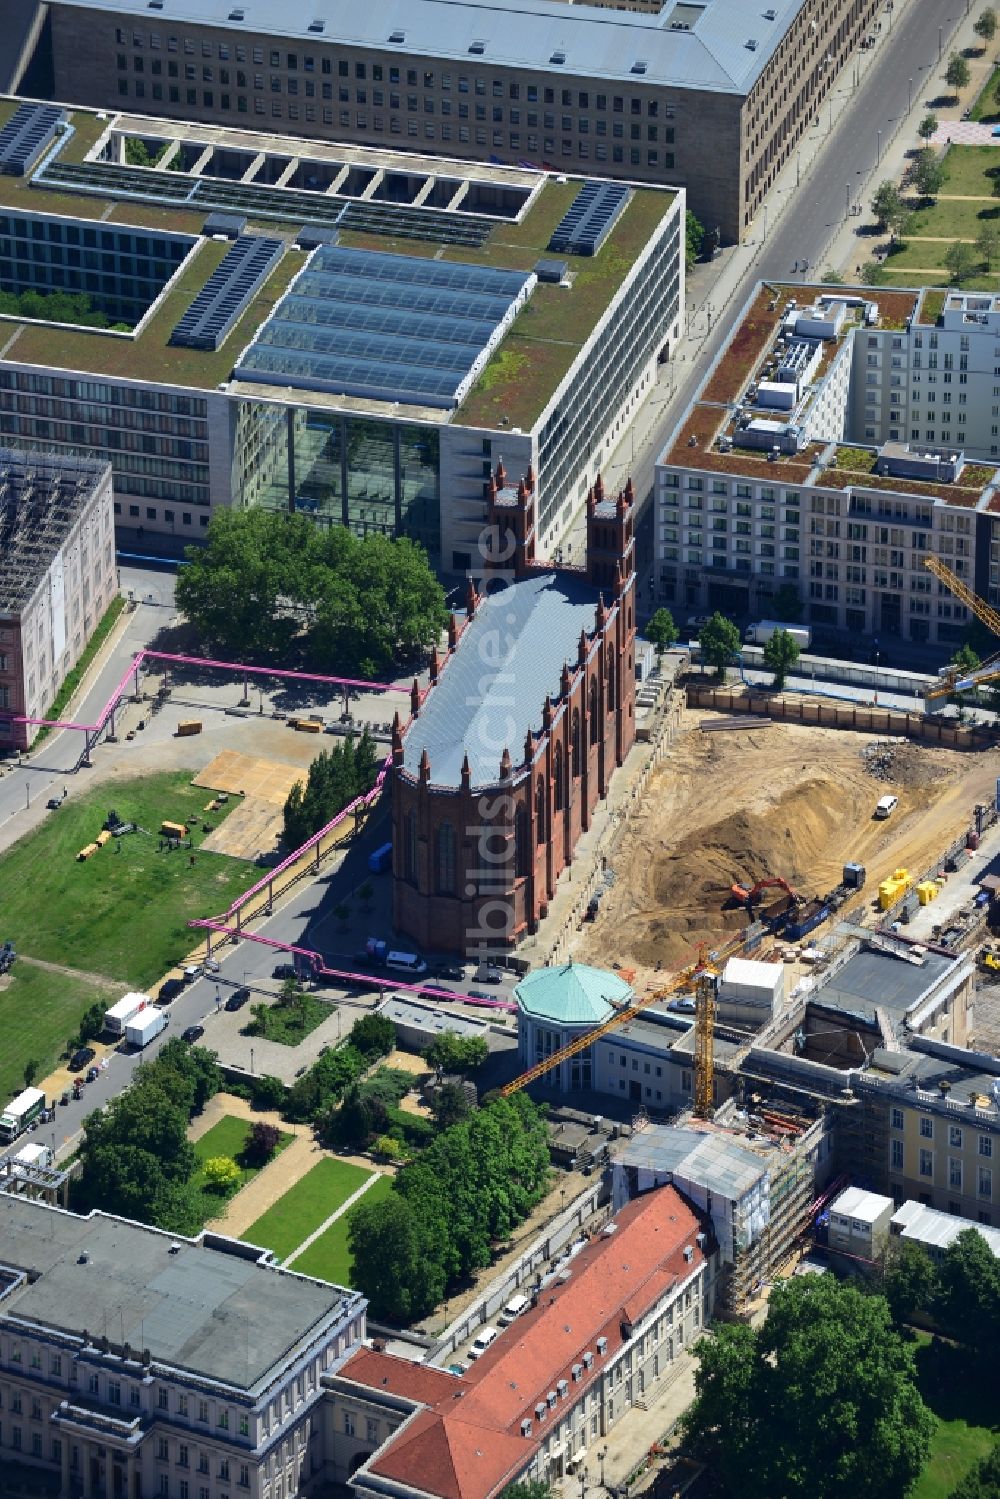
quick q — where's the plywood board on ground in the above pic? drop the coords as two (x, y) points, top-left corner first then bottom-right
(201, 799), (285, 860)
(193, 750), (307, 807)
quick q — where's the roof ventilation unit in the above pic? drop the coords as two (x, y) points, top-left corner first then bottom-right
(631, 59), (648, 74)
(550, 49), (567, 64)
(308, 18), (325, 31)
(469, 39), (486, 53)
(596, 1336), (608, 1355)
(763, 7), (776, 17)
(389, 29), (405, 42)
(746, 37), (758, 49)
(148, 1), (164, 9)
(228, 6), (244, 18)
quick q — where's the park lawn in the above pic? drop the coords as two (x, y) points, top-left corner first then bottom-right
(191, 1113), (293, 1223)
(241, 1157), (373, 1261)
(904, 195), (1000, 241)
(0, 772), (259, 988)
(882, 240), (1000, 288)
(971, 71), (1000, 122)
(293, 1172), (395, 1286)
(0, 962), (122, 1106)
(939, 144), (1000, 196)
(910, 1334), (1000, 1499)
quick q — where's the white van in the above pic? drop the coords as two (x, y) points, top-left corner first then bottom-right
(467, 1326), (499, 1361)
(874, 795), (899, 820)
(498, 1294), (530, 1327)
(385, 950), (428, 976)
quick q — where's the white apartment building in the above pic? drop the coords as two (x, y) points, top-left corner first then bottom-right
(655, 286), (1000, 646)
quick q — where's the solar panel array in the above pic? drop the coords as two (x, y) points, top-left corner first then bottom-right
(0, 104), (64, 178)
(170, 234), (284, 351)
(234, 244), (531, 409)
(549, 180), (631, 257)
(35, 159), (493, 247)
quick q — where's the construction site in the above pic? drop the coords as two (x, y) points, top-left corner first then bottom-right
(576, 713), (1000, 979)
(0, 449), (118, 752)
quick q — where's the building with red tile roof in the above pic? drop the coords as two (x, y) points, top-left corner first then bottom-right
(327, 1185), (715, 1497)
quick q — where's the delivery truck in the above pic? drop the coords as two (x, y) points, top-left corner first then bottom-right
(744, 620), (812, 649)
(12, 1142), (54, 1172)
(126, 1008), (168, 1049)
(0, 1086), (46, 1144)
(104, 991), (149, 1038)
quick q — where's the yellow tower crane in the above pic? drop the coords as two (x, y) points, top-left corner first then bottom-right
(499, 928), (750, 1114)
(922, 556), (1000, 703)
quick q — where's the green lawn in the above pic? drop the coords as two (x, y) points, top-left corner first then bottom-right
(293, 1172), (394, 1286)
(939, 144), (1000, 196)
(904, 196), (999, 241)
(241, 1157), (373, 1261)
(0, 772), (258, 988)
(191, 1113), (293, 1224)
(970, 68), (1000, 122)
(245, 992), (332, 1045)
(0, 961), (122, 1106)
(911, 1335), (1000, 1499)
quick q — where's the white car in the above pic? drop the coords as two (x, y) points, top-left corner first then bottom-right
(467, 1326), (499, 1361)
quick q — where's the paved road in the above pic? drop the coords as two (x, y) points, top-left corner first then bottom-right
(0, 566), (177, 840)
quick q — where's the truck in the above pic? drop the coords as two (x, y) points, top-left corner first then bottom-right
(744, 620), (812, 649)
(125, 1008), (168, 1049)
(367, 841), (393, 875)
(104, 991), (149, 1038)
(0, 1086), (46, 1144)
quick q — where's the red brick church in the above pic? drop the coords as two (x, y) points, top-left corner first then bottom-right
(391, 459), (637, 959)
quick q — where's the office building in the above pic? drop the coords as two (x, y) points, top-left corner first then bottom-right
(40, 0), (882, 241)
(655, 284), (1000, 645)
(0, 101), (683, 565)
(0, 448), (115, 751)
(392, 465), (636, 956)
(0, 1195), (366, 1499)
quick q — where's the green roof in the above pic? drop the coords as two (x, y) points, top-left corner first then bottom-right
(514, 961), (632, 1027)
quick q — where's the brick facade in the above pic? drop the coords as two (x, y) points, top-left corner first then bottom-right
(391, 462), (636, 958)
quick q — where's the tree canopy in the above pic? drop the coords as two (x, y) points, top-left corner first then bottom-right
(945, 241), (978, 287)
(176, 509), (448, 676)
(646, 607), (678, 655)
(763, 627), (800, 689)
(917, 113), (939, 141)
(423, 1030), (489, 1074)
(349, 1093), (550, 1322)
(950, 1442), (1000, 1498)
(872, 181), (906, 234)
(283, 731), (379, 848)
(685, 210), (705, 268)
(912, 147), (944, 201)
(946, 52), (971, 93)
(698, 613), (741, 680)
(683, 1276), (934, 1499)
(974, 7), (997, 43)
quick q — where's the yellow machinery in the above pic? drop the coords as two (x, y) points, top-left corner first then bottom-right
(499, 928), (749, 1112)
(923, 558), (1000, 702)
(878, 867), (912, 910)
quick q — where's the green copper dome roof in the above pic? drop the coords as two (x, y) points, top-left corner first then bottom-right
(514, 960), (634, 1027)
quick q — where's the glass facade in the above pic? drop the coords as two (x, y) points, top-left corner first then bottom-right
(238, 400), (441, 556)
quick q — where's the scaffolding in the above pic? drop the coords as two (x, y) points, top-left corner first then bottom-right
(0, 448), (108, 617)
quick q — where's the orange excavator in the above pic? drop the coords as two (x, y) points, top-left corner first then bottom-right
(731, 875), (797, 908)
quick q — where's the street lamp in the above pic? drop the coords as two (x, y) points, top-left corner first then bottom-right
(579, 1466), (589, 1499)
(598, 1447), (609, 1489)
(250, 1046), (255, 1075)
(908, 76), (913, 114)
(876, 128), (882, 165)
(845, 181), (851, 220)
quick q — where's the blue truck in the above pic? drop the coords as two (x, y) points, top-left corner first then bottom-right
(367, 841), (393, 875)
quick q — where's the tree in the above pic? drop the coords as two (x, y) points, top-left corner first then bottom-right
(951, 641), (981, 674)
(872, 180), (906, 234)
(331, 1085), (389, 1148)
(645, 606), (677, 656)
(177, 510), (447, 676)
(23, 1059), (38, 1088)
(279, 975), (304, 1008)
(432, 1080), (471, 1128)
(72, 999), (107, 1049)
(771, 582), (802, 622)
(912, 147), (944, 200)
(683, 1276), (934, 1499)
(283, 731), (380, 848)
(945, 241), (978, 285)
(501, 1485), (555, 1499)
(820, 268), (844, 284)
(371, 1133), (406, 1161)
(348, 1190), (450, 1323)
(883, 1239), (939, 1326)
(349, 1012), (396, 1060)
(698, 612), (741, 681)
(977, 222), (1000, 270)
(946, 52), (971, 95)
(685, 209), (705, 269)
(423, 1031), (489, 1074)
(762, 628), (800, 690)
(859, 260), (884, 285)
(936, 1227), (1000, 1353)
(358, 880), (374, 910)
(918, 112), (939, 141)
(242, 1120), (281, 1165)
(950, 1442), (1000, 1498)
(202, 1155), (241, 1193)
(974, 7), (997, 44)
(251, 1073), (287, 1111)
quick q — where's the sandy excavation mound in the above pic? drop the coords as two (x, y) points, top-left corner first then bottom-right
(578, 714), (1000, 972)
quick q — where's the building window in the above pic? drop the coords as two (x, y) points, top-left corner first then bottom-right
(919, 1148), (934, 1178)
(589, 675), (599, 745)
(344, 1412), (355, 1436)
(553, 742), (565, 813)
(980, 1136), (993, 1158)
(891, 1108), (904, 1130)
(435, 822), (455, 895)
(571, 707), (581, 776)
(919, 1116), (933, 1139)
(890, 1139), (904, 1171)
(536, 775), (546, 845)
(404, 810), (418, 884)
(949, 1158), (963, 1190)
(949, 1125), (963, 1149)
(514, 804), (529, 878)
(980, 1167), (993, 1199)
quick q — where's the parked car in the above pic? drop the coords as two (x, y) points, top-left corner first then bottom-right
(468, 989), (495, 1004)
(182, 964), (201, 984)
(157, 977), (184, 1003)
(668, 997), (696, 1014)
(181, 1024), (205, 1044)
(68, 1046), (95, 1072)
(476, 964), (504, 984)
(225, 986), (252, 1011)
(467, 1327), (499, 1361)
(436, 963), (466, 981)
(273, 962), (297, 981)
(85, 1065), (100, 1083)
(46, 793), (66, 810)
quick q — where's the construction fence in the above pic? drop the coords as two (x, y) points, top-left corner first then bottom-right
(687, 684), (1000, 751)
